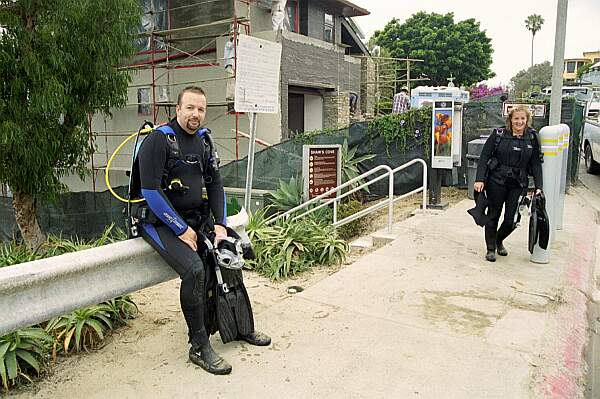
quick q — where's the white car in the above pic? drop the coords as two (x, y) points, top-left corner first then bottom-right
(586, 91), (600, 120)
(583, 117), (600, 174)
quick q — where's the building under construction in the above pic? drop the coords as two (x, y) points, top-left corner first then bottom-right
(69, 0), (374, 193)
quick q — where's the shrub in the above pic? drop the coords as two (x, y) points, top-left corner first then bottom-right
(246, 208), (348, 280)
(336, 200), (368, 240)
(0, 328), (53, 390)
(269, 176), (303, 212)
(0, 225), (136, 392)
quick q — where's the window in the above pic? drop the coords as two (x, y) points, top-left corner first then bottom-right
(566, 61), (576, 73)
(135, 0), (168, 52)
(324, 13), (334, 43)
(286, 0), (299, 33)
(138, 88), (151, 116)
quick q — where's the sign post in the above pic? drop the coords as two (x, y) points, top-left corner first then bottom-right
(234, 34), (282, 211)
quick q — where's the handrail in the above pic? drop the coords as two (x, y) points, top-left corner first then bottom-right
(266, 158), (428, 234)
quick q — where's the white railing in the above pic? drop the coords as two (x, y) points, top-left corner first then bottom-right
(266, 159), (428, 234)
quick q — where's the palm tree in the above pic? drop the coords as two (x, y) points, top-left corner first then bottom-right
(525, 14), (545, 89)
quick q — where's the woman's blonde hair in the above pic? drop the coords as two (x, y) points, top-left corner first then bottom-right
(505, 104), (532, 131)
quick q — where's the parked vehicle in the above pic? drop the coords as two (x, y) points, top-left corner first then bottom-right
(541, 86), (593, 102)
(583, 118), (600, 174)
(586, 91), (600, 120)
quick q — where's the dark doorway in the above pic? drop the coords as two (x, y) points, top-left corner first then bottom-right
(288, 93), (304, 138)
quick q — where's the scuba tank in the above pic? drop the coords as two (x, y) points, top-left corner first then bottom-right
(126, 121), (154, 238)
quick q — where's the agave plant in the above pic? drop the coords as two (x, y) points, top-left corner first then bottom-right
(341, 138), (376, 194)
(0, 242), (44, 268)
(0, 328), (52, 390)
(46, 304), (113, 356)
(0, 225), (133, 391)
(269, 176), (304, 212)
(102, 296), (138, 325)
(246, 212), (348, 280)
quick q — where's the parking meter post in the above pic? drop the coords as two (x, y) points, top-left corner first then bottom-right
(427, 169), (448, 210)
(531, 125), (561, 264)
(556, 125), (570, 230)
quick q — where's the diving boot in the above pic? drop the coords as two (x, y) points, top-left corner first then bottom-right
(238, 331), (271, 346)
(189, 330), (232, 375)
(496, 242), (508, 256)
(485, 250), (496, 262)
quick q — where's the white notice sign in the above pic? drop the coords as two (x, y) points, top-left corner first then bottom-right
(234, 35), (282, 114)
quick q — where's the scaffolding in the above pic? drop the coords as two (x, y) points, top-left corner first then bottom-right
(89, 0), (256, 191)
(89, 0), (367, 192)
(358, 56), (428, 116)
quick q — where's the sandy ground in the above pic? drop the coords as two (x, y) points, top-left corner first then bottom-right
(8, 187), (466, 398)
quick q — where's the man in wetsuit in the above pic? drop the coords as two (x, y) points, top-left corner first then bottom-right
(136, 86), (270, 375)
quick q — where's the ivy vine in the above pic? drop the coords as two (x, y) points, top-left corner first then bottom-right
(293, 127), (340, 145)
(367, 106), (432, 159)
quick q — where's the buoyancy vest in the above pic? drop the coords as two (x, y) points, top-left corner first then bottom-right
(487, 128), (541, 187)
(129, 124), (218, 200)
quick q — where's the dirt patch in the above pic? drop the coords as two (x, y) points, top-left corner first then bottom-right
(10, 187), (468, 397)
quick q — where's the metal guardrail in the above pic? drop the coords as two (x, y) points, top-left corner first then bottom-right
(0, 238), (176, 336)
(266, 159), (428, 233)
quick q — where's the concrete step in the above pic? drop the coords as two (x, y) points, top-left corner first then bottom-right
(349, 235), (374, 251)
(348, 208), (440, 251)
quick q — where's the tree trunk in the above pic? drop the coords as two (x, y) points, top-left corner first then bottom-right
(12, 189), (46, 250)
(530, 34), (535, 88)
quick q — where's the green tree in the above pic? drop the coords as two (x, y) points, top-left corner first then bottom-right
(0, 0), (140, 249)
(525, 14), (545, 87)
(372, 12), (494, 86)
(509, 61), (553, 98)
(577, 62), (592, 80)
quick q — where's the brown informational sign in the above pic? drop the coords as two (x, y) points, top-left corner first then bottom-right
(302, 145), (341, 201)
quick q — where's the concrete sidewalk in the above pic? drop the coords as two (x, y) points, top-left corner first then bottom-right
(17, 188), (599, 399)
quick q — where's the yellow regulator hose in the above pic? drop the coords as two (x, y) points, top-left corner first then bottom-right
(104, 127), (153, 203)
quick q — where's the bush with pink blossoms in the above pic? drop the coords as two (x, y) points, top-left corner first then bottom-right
(470, 84), (506, 100)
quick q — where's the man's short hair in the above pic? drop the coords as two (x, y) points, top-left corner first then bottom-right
(177, 86), (206, 105)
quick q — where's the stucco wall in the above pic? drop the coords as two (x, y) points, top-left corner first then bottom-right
(279, 31), (360, 139)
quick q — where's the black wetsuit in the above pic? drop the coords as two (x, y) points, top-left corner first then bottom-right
(476, 127), (543, 251)
(135, 119), (226, 341)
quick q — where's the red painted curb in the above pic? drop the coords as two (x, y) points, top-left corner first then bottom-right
(534, 219), (596, 398)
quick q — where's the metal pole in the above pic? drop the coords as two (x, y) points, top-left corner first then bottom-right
(406, 59), (411, 93)
(549, 0), (569, 126)
(388, 170), (394, 234)
(244, 112), (258, 211)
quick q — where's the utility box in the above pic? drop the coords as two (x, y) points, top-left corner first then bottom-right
(466, 138), (487, 199)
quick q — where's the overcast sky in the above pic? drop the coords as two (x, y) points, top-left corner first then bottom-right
(350, 0), (600, 87)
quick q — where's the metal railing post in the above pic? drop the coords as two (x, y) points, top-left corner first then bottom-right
(333, 197), (338, 224)
(388, 169), (394, 233)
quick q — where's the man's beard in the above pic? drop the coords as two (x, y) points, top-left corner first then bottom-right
(186, 119), (199, 131)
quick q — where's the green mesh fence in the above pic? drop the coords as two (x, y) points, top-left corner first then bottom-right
(0, 100), (585, 243)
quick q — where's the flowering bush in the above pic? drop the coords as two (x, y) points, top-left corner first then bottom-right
(470, 84), (506, 100)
